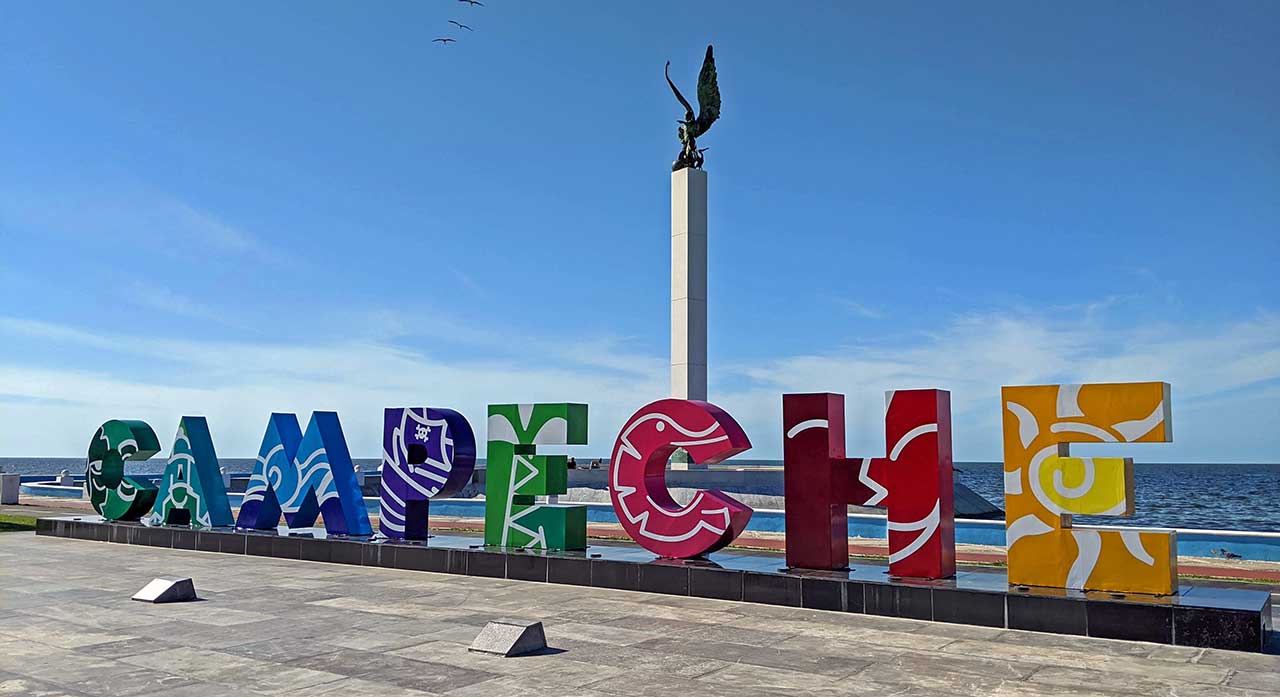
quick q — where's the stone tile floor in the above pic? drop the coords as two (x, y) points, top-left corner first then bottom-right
(0, 532), (1276, 696)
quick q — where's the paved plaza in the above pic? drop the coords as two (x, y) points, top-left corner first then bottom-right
(0, 532), (1276, 696)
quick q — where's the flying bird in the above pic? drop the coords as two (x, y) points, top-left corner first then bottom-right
(433, 38), (456, 45)
(448, 20), (473, 30)
(458, 0), (484, 6)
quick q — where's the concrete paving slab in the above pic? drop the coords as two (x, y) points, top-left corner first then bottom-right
(0, 673), (87, 697)
(291, 648), (499, 693)
(0, 532), (1275, 697)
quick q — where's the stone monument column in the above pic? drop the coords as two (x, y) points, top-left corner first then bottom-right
(671, 167), (708, 470)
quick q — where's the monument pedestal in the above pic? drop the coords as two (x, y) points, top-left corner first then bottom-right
(671, 167), (708, 470)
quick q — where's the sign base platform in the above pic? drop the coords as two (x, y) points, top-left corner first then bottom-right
(36, 515), (1273, 653)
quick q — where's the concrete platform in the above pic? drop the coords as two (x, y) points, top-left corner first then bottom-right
(11, 498), (1280, 584)
(36, 516), (1274, 652)
(2, 532), (1279, 695)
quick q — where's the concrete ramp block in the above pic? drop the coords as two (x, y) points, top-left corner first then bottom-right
(131, 576), (197, 603)
(468, 619), (547, 657)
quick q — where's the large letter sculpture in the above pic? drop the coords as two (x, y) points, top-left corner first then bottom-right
(485, 403), (588, 550)
(609, 399), (753, 558)
(236, 412), (372, 536)
(782, 390), (955, 579)
(86, 420), (161, 521)
(379, 407), (476, 540)
(1003, 382), (1175, 595)
(147, 416), (233, 528)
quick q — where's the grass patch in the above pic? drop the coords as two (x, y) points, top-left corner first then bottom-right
(0, 514), (38, 532)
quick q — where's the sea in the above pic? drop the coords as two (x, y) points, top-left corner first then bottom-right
(3, 458), (1277, 533)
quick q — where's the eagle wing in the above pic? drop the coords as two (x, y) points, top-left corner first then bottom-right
(693, 45), (720, 137)
(665, 61), (695, 122)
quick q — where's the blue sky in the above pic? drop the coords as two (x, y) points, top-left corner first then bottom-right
(1, 1), (1277, 462)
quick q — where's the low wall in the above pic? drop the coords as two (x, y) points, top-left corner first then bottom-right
(19, 482), (83, 499)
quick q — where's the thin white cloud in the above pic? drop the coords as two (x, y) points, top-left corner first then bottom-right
(831, 297), (883, 319)
(450, 269), (490, 298)
(0, 306), (1277, 463)
(123, 280), (226, 323)
(0, 186), (283, 263)
(725, 309), (1280, 461)
(0, 316), (668, 458)
(140, 198), (264, 256)
(0, 318), (118, 352)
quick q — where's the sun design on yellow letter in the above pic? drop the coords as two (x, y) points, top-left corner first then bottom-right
(1002, 382), (1175, 595)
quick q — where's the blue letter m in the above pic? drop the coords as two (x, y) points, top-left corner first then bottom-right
(235, 412), (372, 536)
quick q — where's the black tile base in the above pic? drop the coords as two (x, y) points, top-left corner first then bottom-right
(271, 536), (301, 560)
(743, 573), (801, 607)
(637, 563), (690, 596)
(194, 530), (221, 553)
(1007, 592), (1088, 636)
(140, 527), (172, 548)
(801, 577), (844, 611)
(844, 582), (865, 614)
(299, 538), (332, 563)
(1086, 599), (1173, 644)
(328, 540), (365, 566)
(392, 545), (463, 574)
(548, 557), (591, 586)
(506, 553), (548, 582)
(245, 534), (273, 557)
(467, 551), (506, 579)
(866, 584), (932, 620)
(389, 543), (430, 571)
(219, 533), (247, 555)
(444, 548), (467, 575)
(689, 568), (743, 601)
(69, 520), (110, 543)
(591, 559), (638, 591)
(864, 583), (894, 617)
(171, 529), (197, 551)
(362, 542), (396, 568)
(33, 516), (1273, 653)
(1175, 608), (1264, 652)
(933, 589), (1006, 628)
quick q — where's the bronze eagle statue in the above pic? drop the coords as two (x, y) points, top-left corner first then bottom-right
(665, 45), (720, 171)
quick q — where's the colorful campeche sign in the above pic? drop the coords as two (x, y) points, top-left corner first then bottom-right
(484, 403), (589, 551)
(235, 412), (372, 536)
(83, 380), (1179, 597)
(609, 399), (753, 558)
(1002, 382), (1175, 595)
(782, 389), (955, 579)
(378, 407), (476, 540)
(148, 416), (233, 528)
(87, 417), (233, 528)
(87, 419), (163, 521)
